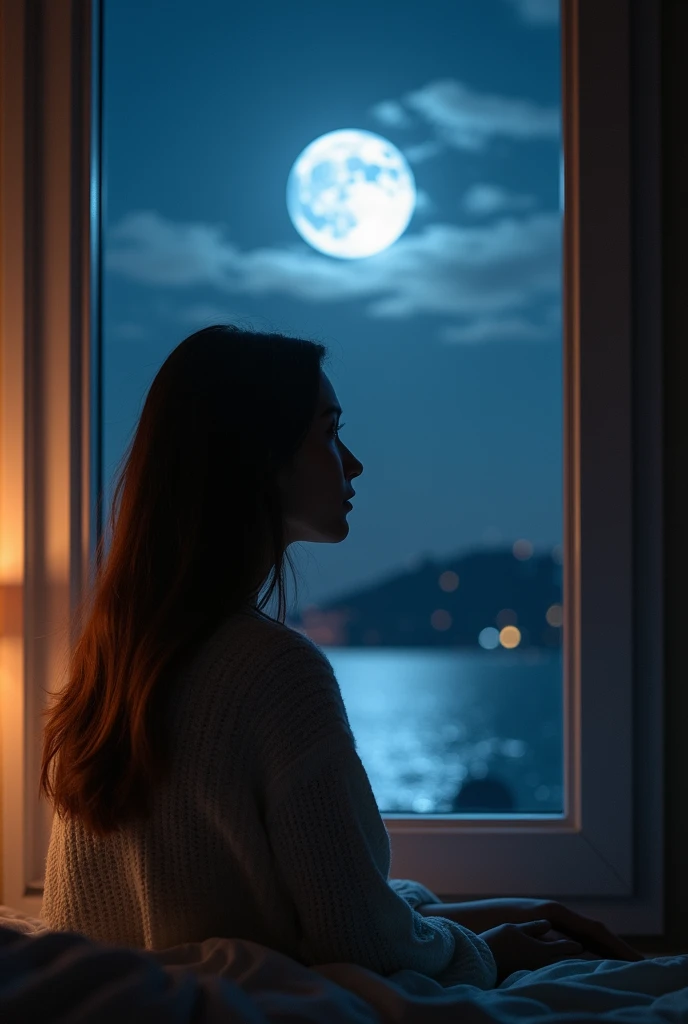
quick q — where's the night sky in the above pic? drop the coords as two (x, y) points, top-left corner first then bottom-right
(102, 0), (562, 610)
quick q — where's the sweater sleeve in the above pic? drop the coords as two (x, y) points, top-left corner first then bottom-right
(264, 738), (496, 988)
(388, 877), (442, 909)
(257, 635), (496, 989)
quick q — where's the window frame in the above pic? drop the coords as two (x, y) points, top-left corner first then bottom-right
(0, 0), (664, 933)
(0, 0), (98, 914)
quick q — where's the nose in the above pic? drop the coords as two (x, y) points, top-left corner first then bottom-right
(345, 449), (363, 481)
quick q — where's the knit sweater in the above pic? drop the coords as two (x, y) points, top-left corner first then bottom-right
(41, 607), (497, 989)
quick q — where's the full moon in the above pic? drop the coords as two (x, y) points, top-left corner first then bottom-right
(286, 129), (417, 259)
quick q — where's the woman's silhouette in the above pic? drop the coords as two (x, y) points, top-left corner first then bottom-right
(39, 325), (640, 985)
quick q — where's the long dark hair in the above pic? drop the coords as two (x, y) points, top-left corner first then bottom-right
(40, 324), (327, 835)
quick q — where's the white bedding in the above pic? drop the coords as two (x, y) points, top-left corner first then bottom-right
(2, 904), (688, 1023)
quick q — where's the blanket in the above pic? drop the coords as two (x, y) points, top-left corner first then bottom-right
(2, 904), (687, 1023)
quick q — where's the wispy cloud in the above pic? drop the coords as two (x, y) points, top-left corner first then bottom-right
(371, 78), (558, 153)
(107, 215), (237, 287)
(404, 79), (560, 151)
(402, 140), (445, 164)
(413, 189), (435, 215)
(369, 99), (414, 129)
(462, 183), (537, 216)
(504, 0), (559, 26)
(440, 316), (554, 345)
(106, 210), (560, 341)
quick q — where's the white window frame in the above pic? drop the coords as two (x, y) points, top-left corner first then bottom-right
(0, 0), (664, 934)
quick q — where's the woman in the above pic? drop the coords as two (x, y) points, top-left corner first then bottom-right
(40, 325), (642, 987)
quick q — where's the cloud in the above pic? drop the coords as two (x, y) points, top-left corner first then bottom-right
(369, 99), (414, 128)
(404, 79), (560, 150)
(106, 209), (561, 339)
(504, 0), (559, 25)
(440, 316), (554, 345)
(462, 184), (536, 216)
(402, 140), (444, 164)
(107, 213), (237, 287)
(413, 189), (435, 215)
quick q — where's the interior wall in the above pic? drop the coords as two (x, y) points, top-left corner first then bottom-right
(662, 0), (688, 945)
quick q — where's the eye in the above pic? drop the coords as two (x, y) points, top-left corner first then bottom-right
(329, 420), (346, 439)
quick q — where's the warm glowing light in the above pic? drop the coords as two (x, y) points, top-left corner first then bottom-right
(495, 608), (518, 628)
(430, 609), (452, 631)
(499, 625), (522, 649)
(438, 570), (459, 592)
(512, 539), (534, 560)
(300, 606), (350, 645)
(546, 603), (563, 627)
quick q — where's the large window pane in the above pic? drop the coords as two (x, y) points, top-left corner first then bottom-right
(102, 0), (563, 816)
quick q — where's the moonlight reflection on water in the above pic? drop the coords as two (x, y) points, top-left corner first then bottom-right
(327, 647), (564, 815)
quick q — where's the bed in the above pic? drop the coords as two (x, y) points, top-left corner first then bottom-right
(2, 904), (688, 1023)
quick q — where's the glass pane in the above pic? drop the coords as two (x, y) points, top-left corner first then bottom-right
(102, 0), (563, 817)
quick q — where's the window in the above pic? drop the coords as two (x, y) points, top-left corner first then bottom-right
(102, 0), (564, 819)
(0, 0), (663, 935)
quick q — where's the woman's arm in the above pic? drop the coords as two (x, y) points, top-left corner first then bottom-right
(415, 898), (643, 961)
(255, 636), (497, 986)
(416, 900), (523, 933)
(264, 735), (497, 988)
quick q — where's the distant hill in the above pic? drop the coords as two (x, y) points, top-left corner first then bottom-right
(287, 545), (563, 649)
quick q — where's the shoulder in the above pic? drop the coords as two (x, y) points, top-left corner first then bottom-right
(213, 608), (334, 676)
(195, 609), (343, 720)
(167, 609), (355, 780)
(225, 610), (333, 675)
(231, 612), (355, 756)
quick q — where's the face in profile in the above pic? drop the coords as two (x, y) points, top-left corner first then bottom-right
(279, 371), (363, 544)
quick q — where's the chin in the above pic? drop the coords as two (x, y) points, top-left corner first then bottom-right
(301, 520), (350, 544)
(318, 521), (350, 543)
(333, 520), (350, 541)
(289, 509), (352, 544)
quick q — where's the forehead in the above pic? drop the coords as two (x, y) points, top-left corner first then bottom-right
(317, 371), (339, 410)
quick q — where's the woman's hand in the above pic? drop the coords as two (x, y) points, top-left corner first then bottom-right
(484, 899), (644, 962)
(417, 897), (645, 962)
(480, 919), (585, 985)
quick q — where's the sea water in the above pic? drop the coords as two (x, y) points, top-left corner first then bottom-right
(326, 647), (564, 815)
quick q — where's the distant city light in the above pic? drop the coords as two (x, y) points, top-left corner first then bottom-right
(478, 626), (500, 649)
(295, 548), (563, 652)
(512, 539), (534, 560)
(495, 607), (518, 628)
(499, 625), (522, 649)
(430, 609), (452, 631)
(438, 570), (459, 592)
(546, 603), (563, 627)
